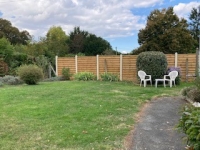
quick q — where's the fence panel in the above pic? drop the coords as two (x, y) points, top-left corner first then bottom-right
(57, 53), (196, 82)
(57, 57), (76, 76)
(77, 56), (97, 74)
(99, 56), (120, 75)
(178, 54), (196, 82)
(122, 55), (137, 82)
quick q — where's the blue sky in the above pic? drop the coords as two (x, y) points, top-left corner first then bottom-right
(0, 0), (200, 53)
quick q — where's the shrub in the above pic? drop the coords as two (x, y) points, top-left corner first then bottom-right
(34, 55), (49, 78)
(17, 64), (44, 85)
(187, 88), (200, 103)
(74, 72), (96, 81)
(181, 86), (196, 97)
(62, 67), (72, 80)
(0, 81), (3, 87)
(100, 72), (119, 82)
(194, 76), (200, 90)
(1, 75), (23, 85)
(177, 105), (200, 150)
(136, 51), (168, 82)
(42, 76), (63, 82)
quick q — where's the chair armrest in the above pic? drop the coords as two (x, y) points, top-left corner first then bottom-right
(145, 75), (151, 79)
(164, 75), (170, 80)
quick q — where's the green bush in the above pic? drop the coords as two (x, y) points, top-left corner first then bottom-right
(177, 105), (200, 150)
(136, 51), (168, 82)
(74, 72), (96, 81)
(100, 72), (119, 82)
(62, 67), (72, 80)
(17, 64), (44, 85)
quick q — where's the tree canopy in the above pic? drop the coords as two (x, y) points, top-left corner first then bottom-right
(46, 26), (69, 57)
(188, 5), (200, 49)
(0, 37), (14, 65)
(83, 34), (112, 56)
(132, 7), (196, 54)
(68, 26), (113, 55)
(0, 18), (31, 45)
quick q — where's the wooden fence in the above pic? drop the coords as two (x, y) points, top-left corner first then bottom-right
(56, 53), (197, 82)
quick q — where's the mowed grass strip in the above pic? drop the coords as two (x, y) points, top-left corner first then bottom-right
(0, 81), (191, 149)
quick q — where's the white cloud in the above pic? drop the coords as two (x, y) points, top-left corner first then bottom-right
(0, 0), (198, 46)
(174, 2), (200, 19)
(0, 0), (162, 39)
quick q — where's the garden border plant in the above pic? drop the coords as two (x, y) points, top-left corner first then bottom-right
(17, 64), (44, 85)
(177, 105), (200, 150)
(100, 72), (119, 82)
(74, 72), (96, 81)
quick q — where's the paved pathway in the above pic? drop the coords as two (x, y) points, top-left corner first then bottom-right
(131, 97), (186, 150)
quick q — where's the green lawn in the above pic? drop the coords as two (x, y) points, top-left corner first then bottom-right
(0, 81), (192, 149)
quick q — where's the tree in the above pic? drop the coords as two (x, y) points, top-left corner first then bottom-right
(46, 26), (69, 57)
(68, 26), (89, 54)
(189, 5), (200, 48)
(83, 34), (112, 55)
(0, 38), (14, 65)
(0, 18), (31, 45)
(68, 26), (113, 55)
(133, 7), (196, 54)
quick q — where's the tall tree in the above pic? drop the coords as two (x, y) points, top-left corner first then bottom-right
(68, 26), (89, 54)
(46, 26), (69, 57)
(68, 26), (113, 55)
(133, 7), (196, 54)
(0, 18), (31, 45)
(189, 5), (200, 49)
(83, 34), (112, 55)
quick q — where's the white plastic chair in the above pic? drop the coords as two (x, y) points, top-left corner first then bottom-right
(138, 70), (152, 87)
(164, 70), (178, 87)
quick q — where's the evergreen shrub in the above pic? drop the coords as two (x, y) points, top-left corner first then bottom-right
(136, 51), (168, 82)
(17, 64), (44, 85)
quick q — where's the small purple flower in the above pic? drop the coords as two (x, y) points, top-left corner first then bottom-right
(167, 67), (181, 76)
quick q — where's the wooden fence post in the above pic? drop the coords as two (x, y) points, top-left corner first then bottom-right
(196, 48), (199, 77)
(186, 58), (188, 82)
(55, 55), (58, 76)
(120, 54), (123, 81)
(75, 55), (78, 73)
(97, 55), (99, 80)
(175, 52), (178, 67)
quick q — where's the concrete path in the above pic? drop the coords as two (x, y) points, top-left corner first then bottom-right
(130, 97), (187, 150)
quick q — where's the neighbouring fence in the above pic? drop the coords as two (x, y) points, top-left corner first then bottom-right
(56, 53), (197, 82)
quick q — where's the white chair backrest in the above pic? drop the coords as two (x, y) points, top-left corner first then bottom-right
(169, 71), (178, 80)
(138, 70), (146, 80)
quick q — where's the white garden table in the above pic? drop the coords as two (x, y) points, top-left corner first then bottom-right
(155, 79), (166, 88)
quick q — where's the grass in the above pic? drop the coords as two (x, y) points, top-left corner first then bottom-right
(0, 81), (192, 149)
